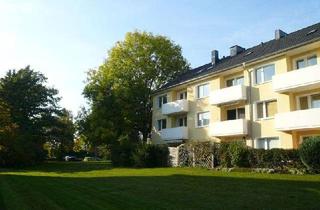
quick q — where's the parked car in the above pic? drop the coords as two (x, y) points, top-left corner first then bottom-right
(83, 156), (102, 162)
(64, 155), (78, 161)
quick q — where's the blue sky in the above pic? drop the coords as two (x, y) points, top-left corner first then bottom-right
(1, 0), (320, 115)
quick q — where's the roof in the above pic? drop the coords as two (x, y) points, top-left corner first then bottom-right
(157, 22), (320, 92)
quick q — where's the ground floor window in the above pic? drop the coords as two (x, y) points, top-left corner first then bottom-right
(255, 137), (279, 150)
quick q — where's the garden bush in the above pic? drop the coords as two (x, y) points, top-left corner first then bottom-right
(110, 135), (136, 167)
(228, 141), (250, 167)
(133, 144), (169, 168)
(248, 148), (301, 169)
(299, 136), (320, 171)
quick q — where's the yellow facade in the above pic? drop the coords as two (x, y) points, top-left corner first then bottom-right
(152, 41), (320, 149)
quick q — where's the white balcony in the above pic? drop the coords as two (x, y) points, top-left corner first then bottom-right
(162, 99), (189, 115)
(161, 127), (188, 142)
(210, 85), (247, 105)
(275, 108), (320, 131)
(273, 64), (320, 93)
(211, 119), (248, 137)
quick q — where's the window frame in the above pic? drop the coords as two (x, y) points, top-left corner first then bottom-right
(254, 64), (275, 85)
(225, 76), (244, 87)
(293, 54), (318, 70)
(157, 119), (167, 131)
(196, 83), (210, 99)
(255, 99), (277, 120)
(226, 107), (245, 120)
(176, 116), (187, 127)
(157, 94), (167, 108)
(177, 90), (187, 100)
(296, 91), (320, 110)
(196, 111), (210, 128)
(255, 137), (280, 150)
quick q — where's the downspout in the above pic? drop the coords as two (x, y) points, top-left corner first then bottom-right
(243, 62), (254, 148)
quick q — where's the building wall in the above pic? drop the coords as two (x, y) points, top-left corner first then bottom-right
(151, 43), (320, 149)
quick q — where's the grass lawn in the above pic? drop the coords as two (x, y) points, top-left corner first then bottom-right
(0, 162), (320, 210)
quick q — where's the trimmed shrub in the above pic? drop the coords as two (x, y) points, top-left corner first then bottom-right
(110, 136), (136, 167)
(248, 148), (302, 169)
(299, 136), (320, 171)
(228, 141), (250, 167)
(133, 144), (169, 168)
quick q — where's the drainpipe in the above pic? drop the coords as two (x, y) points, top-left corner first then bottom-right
(243, 62), (254, 148)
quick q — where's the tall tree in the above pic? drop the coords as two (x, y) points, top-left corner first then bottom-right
(82, 31), (189, 146)
(0, 66), (66, 166)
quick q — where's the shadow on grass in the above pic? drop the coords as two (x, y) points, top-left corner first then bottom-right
(0, 173), (320, 210)
(0, 161), (113, 173)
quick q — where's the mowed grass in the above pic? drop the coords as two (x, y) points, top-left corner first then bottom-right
(0, 162), (320, 210)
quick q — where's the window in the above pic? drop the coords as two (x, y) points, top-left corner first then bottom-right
(255, 64), (275, 84)
(226, 76), (244, 87)
(197, 112), (210, 127)
(311, 94), (320, 108)
(178, 91), (187, 100)
(266, 100), (277, 117)
(299, 96), (309, 110)
(197, 84), (210, 98)
(297, 93), (320, 110)
(256, 100), (277, 119)
(296, 55), (317, 69)
(256, 137), (279, 150)
(177, 116), (187, 127)
(157, 119), (166, 131)
(227, 107), (245, 120)
(158, 95), (167, 108)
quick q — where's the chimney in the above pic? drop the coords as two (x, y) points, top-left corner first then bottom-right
(230, 45), (245, 56)
(275, 29), (287, 40)
(211, 50), (219, 65)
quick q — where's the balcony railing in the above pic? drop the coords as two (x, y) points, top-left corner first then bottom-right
(275, 108), (320, 131)
(211, 119), (248, 137)
(162, 99), (189, 115)
(210, 85), (247, 105)
(161, 127), (188, 141)
(272, 64), (320, 93)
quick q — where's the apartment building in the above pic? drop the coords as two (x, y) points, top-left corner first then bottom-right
(151, 22), (320, 149)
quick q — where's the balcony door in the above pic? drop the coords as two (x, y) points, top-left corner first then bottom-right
(176, 116), (187, 127)
(227, 107), (245, 120)
(297, 93), (320, 110)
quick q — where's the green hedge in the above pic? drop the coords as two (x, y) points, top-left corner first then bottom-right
(216, 141), (302, 169)
(133, 144), (169, 168)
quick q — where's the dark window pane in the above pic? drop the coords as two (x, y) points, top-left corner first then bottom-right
(162, 119), (166, 129)
(226, 79), (234, 87)
(227, 109), (237, 120)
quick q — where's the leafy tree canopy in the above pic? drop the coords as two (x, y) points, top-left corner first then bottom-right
(80, 31), (189, 148)
(0, 66), (74, 166)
